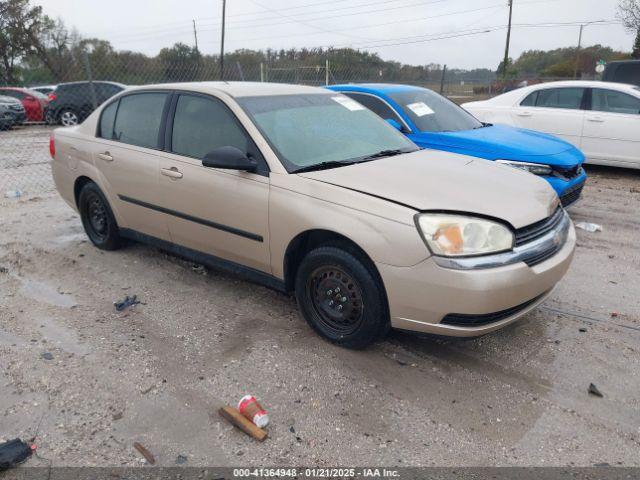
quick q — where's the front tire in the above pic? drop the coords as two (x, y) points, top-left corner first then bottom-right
(294, 245), (389, 349)
(78, 182), (122, 250)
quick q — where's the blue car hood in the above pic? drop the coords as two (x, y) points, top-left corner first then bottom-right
(411, 124), (583, 167)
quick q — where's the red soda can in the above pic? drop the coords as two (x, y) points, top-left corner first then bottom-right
(238, 395), (269, 428)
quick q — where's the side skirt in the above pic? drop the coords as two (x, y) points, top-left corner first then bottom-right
(119, 228), (288, 294)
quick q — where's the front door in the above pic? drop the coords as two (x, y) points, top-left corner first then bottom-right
(157, 92), (271, 273)
(581, 88), (640, 167)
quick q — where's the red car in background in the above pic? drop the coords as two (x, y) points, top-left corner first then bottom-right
(0, 87), (49, 122)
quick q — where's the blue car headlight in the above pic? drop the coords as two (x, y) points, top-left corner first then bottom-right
(496, 160), (553, 176)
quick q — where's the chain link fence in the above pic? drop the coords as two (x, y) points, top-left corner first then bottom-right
(0, 54), (579, 198)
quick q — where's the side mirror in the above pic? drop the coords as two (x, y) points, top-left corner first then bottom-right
(202, 146), (256, 172)
(385, 118), (407, 133)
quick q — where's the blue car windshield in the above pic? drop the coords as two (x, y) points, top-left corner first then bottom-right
(389, 89), (483, 133)
(238, 94), (418, 172)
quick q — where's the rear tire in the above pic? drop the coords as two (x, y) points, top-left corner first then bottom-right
(78, 182), (122, 251)
(59, 108), (79, 126)
(294, 245), (389, 349)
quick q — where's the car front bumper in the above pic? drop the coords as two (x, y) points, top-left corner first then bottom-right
(544, 169), (587, 207)
(377, 220), (576, 337)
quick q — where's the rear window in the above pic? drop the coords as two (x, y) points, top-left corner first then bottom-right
(113, 93), (167, 148)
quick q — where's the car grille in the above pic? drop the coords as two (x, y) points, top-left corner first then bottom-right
(554, 165), (583, 180)
(441, 292), (548, 327)
(514, 207), (565, 247)
(560, 182), (585, 207)
(9, 104), (23, 111)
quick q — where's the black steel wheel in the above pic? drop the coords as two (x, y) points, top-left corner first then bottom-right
(78, 182), (122, 250)
(307, 265), (364, 336)
(295, 245), (389, 349)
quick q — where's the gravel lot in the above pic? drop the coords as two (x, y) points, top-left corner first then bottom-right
(1, 127), (639, 468)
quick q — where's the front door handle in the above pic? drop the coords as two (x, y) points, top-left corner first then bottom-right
(516, 111), (532, 117)
(98, 152), (113, 162)
(586, 116), (604, 123)
(161, 167), (183, 179)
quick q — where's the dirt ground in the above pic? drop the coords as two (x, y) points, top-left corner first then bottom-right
(1, 139), (639, 467)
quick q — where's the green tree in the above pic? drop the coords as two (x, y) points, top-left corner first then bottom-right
(618, 0), (640, 58)
(0, 0), (47, 84)
(158, 42), (201, 82)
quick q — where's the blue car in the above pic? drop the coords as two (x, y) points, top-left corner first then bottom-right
(327, 83), (586, 207)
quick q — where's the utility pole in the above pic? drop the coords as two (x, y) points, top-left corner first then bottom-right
(219, 0), (226, 80)
(502, 0), (513, 79)
(193, 19), (199, 53)
(573, 24), (584, 79)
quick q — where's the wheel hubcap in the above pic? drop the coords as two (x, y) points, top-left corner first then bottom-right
(308, 266), (363, 334)
(61, 111), (78, 126)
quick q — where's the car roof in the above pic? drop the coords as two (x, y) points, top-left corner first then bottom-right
(474, 80), (640, 106)
(57, 81), (126, 88)
(126, 81), (329, 98)
(329, 83), (426, 94)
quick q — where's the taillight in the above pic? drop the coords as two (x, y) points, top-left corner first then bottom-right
(49, 133), (55, 159)
(48, 93), (57, 102)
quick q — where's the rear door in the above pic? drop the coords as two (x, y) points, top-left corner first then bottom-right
(91, 91), (172, 240)
(581, 88), (640, 167)
(157, 92), (271, 272)
(510, 87), (587, 148)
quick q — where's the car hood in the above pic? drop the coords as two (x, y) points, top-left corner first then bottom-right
(298, 149), (559, 229)
(410, 124), (582, 166)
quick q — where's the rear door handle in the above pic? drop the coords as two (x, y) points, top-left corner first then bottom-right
(161, 167), (183, 179)
(516, 111), (532, 117)
(98, 152), (113, 162)
(586, 116), (604, 123)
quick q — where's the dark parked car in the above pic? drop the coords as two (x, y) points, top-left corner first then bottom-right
(0, 95), (26, 130)
(603, 60), (640, 87)
(46, 81), (125, 126)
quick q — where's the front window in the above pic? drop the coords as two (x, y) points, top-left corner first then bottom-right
(388, 88), (482, 133)
(238, 94), (417, 172)
(591, 89), (640, 115)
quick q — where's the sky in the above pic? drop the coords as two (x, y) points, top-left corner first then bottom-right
(32, 0), (635, 70)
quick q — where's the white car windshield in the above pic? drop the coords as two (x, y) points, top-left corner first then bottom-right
(238, 94), (418, 172)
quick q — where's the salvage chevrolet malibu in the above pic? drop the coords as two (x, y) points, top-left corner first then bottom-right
(51, 82), (576, 348)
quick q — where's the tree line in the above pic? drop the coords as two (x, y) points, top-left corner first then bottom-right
(0, 0), (635, 88)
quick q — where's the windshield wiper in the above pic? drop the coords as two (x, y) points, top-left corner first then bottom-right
(292, 160), (358, 174)
(358, 149), (408, 161)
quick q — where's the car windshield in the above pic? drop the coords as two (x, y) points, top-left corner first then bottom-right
(388, 88), (483, 133)
(237, 93), (418, 172)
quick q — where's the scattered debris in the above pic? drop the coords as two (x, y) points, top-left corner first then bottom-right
(133, 442), (156, 465)
(41, 352), (54, 361)
(140, 384), (156, 395)
(575, 222), (602, 233)
(610, 312), (619, 318)
(175, 455), (188, 465)
(0, 439), (34, 471)
(219, 406), (268, 442)
(588, 383), (604, 398)
(4, 189), (22, 199)
(191, 264), (207, 275)
(0, 266), (7, 274)
(238, 395), (269, 428)
(112, 412), (123, 421)
(579, 328), (587, 333)
(114, 295), (140, 312)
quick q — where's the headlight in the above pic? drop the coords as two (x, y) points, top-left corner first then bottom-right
(416, 214), (514, 257)
(496, 160), (552, 176)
